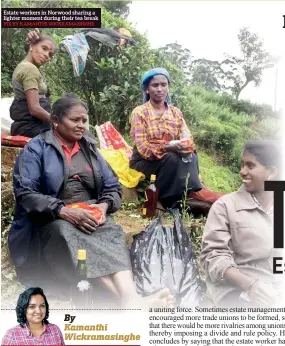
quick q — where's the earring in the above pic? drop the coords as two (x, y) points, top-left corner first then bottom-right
(54, 123), (58, 129)
(30, 48), (33, 52)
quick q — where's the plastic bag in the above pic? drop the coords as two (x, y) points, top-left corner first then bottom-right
(98, 148), (145, 188)
(66, 202), (104, 223)
(130, 209), (203, 307)
(95, 121), (133, 159)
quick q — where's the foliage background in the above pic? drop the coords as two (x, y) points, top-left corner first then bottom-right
(1, 0), (281, 175)
(1, 0), (282, 308)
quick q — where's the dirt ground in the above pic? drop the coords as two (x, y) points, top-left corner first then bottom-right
(1, 208), (205, 309)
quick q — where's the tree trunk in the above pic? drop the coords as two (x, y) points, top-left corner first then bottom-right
(118, 109), (127, 134)
(235, 79), (251, 100)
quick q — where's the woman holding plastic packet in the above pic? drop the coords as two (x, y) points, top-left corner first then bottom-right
(9, 93), (173, 308)
(200, 140), (283, 307)
(129, 67), (202, 209)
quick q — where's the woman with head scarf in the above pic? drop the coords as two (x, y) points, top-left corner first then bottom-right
(130, 67), (202, 209)
(200, 140), (283, 307)
(10, 29), (56, 138)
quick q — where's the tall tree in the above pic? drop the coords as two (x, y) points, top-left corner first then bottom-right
(190, 59), (228, 92)
(95, 1), (132, 18)
(157, 43), (192, 79)
(222, 27), (276, 100)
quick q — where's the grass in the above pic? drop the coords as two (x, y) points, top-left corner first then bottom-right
(198, 151), (241, 192)
(1, 148), (239, 307)
(118, 149), (240, 261)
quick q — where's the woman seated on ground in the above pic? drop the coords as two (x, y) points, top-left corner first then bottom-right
(130, 67), (222, 211)
(9, 93), (172, 308)
(2, 287), (65, 345)
(130, 67), (201, 209)
(10, 29), (55, 138)
(200, 140), (283, 307)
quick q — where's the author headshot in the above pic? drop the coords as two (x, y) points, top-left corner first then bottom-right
(1, 287), (65, 345)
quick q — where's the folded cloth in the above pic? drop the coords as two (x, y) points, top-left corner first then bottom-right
(60, 29), (137, 77)
(188, 186), (225, 203)
(186, 186), (226, 215)
(60, 33), (90, 77)
(83, 28), (137, 48)
(1, 134), (31, 147)
(188, 185), (225, 204)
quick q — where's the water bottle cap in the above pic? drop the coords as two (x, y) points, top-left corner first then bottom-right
(150, 174), (156, 181)
(78, 249), (86, 260)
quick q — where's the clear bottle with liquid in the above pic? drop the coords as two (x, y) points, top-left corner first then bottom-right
(142, 174), (159, 218)
(71, 249), (93, 309)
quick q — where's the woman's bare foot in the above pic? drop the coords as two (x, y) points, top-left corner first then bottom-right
(143, 288), (174, 308)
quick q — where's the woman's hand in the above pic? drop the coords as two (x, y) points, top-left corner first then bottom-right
(89, 203), (108, 225)
(224, 267), (276, 306)
(25, 89), (51, 122)
(58, 206), (99, 235)
(164, 142), (192, 155)
(26, 28), (40, 44)
(248, 280), (277, 306)
(164, 142), (184, 153)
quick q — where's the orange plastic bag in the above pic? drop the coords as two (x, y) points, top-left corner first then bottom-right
(66, 202), (104, 223)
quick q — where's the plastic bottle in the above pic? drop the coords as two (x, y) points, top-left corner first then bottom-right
(71, 249), (93, 309)
(142, 174), (159, 218)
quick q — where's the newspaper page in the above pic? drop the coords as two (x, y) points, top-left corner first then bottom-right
(1, 1), (284, 346)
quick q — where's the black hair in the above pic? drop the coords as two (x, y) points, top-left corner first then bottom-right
(143, 74), (170, 91)
(51, 93), (88, 123)
(16, 287), (49, 327)
(24, 34), (57, 53)
(243, 140), (281, 172)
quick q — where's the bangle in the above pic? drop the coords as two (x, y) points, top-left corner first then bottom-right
(220, 264), (238, 281)
(246, 278), (258, 294)
(54, 204), (64, 217)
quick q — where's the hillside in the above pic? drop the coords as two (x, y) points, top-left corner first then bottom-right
(1, 0), (281, 309)
(1, 147), (235, 308)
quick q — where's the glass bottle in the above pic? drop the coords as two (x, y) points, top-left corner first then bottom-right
(142, 174), (159, 218)
(71, 249), (93, 309)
